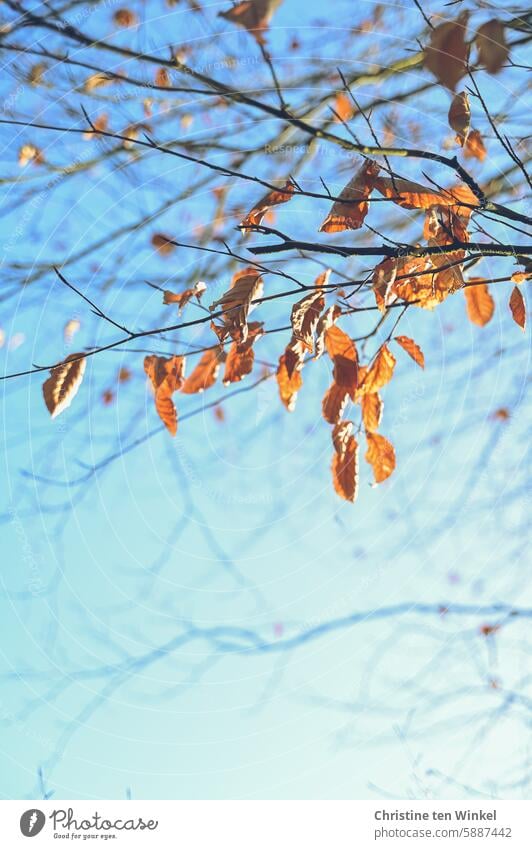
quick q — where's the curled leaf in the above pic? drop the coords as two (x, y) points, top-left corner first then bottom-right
(277, 352), (302, 412)
(163, 281), (206, 313)
(144, 355), (186, 435)
(181, 349), (223, 394)
(151, 233), (175, 256)
(322, 383), (349, 425)
(319, 160), (380, 232)
(42, 354), (86, 419)
(463, 129), (487, 162)
(223, 322), (264, 385)
(448, 91), (470, 145)
(393, 335), (425, 368)
(240, 179), (295, 229)
(210, 267), (263, 343)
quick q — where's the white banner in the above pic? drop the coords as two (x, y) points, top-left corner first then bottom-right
(2, 800), (531, 848)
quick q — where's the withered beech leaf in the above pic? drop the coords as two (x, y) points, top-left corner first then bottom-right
(18, 144), (44, 166)
(463, 129), (487, 162)
(325, 325), (358, 399)
(476, 19), (508, 75)
(319, 160), (380, 233)
(113, 8), (138, 27)
(240, 179), (295, 229)
(181, 349), (224, 395)
(155, 67), (171, 88)
(331, 421), (359, 503)
(210, 267), (264, 343)
(375, 177), (479, 214)
(223, 322), (264, 385)
(144, 354), (186, 436)
(393, 335), (425, 369)
(372, 258), (398, 312)
(314, 304), (341, 360)
(424, 11), (470, 91)
(359, 345), (396, 395)
(219, 0), (283, 44)
(42, 354), (86, 419)
(464, 280), (495, 327)
(163, 281), (206, 314)
(322, 383), (350, 425)
(290, 287), (326, 353)
(83, 72), (114, 93)
(277, 352), (302, 412)
(151, 232), (175, 256)
(448, 91), (470, 145)
(509, 286), (526, 331)
(365, 432), (396, 484)
(361, 392), (383, 433)
(82, 113), (108, 140)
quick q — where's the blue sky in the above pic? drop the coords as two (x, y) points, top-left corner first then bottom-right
(0, 0), (531, 800)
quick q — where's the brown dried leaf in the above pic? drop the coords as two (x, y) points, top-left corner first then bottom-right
(219, 0), (283, 44)
(163, 281), (206, 314)
(372, 257), (398, 312)
(144, 354), (186, 435)
(375, 177), (479, 214)
(331, 423), (359, 503)
(155, 67), (171, 88)
(424, 11), (470, 90)
(314, 304), (341, 359)
(476, 19), (508, 75)
(448, 91), (470, 145)
(210, 267), (264, 343)
(393, 335), (425, 368)
(320, 160), (380, 232)
(113, 8), (138, 27)
(83, 72), (114, 93)
(361, 392), (383, 433)
(42, 354), (86, 419)
(289, 286), (326, 353)
(463, 129), (487, 162)
(181, 349), (223, 394)
(277, 352), (302, 412)
(82, 113), (109, 140)
(365, 432), (396, 483)
(509, 286), (526, 331)
(464, 280), (495, 327)
(223, 322), (264, 385)
(240, 179), (295, 229)
(322, 383), (349, 425)
(359, 345), (396, 395)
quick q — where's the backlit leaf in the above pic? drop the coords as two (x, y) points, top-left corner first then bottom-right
(210, 267), (263, 343)
(240, 179), (295, 229)
(331, 422), (359, 503)
(181, 349), (223, 394)
(448, 91), (470, 145)
(361, 392), (383, 432)
(277, 352), (302, 412)
(393, 335), (425, 368)
(42, 354), (86, 419)
(320, 160), (380, 232)
(424, 11), (470, 90)
(509, 286), (526, 331)
(144, 354), (186, 435)
(223, 322), (264, 385)
(359, 345), (396, 395)
(464, 280), (495, 327)
(365, 432), (396, 483)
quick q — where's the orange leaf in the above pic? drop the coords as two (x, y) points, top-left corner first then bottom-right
(463, 129), (487, 162)
(464, 280), (495, 327)
(210, 267), (263, 343)
(144, 355), (186, 435)
(223, 322), (264, 385)
(376, 177), (479, 214)
(448, 91), (470, 145)
(331, 422), (359, 503)
(322, 383), (349, 425)
(277, 352), (302, 412)
(155, 67), (171, 87)
(218, 0), (283, 44)
(372, 257), (398, 312)
(163, 281), (206, 313)
(151, 232), (175, 256)
(113, 8), (138, 27)
(394, 335), (425, 368)
(240, 179), (295, 229)
(314, 304), (341, 359)
(509, 286), (526, 331)
(319, 160), (380, 232)
(359, 345), (396, 395)
(361, 392), (383, 432)
(324, 325), (358, 398)
(333, 92), (355, 123)
(365, 432), (396, 483)
(42, 354), (86, 419)
(289, 285), (326, 353)
(181, 349), (223, 394)
(476, 19), (508, 74)
(424, 11), (470, 90)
